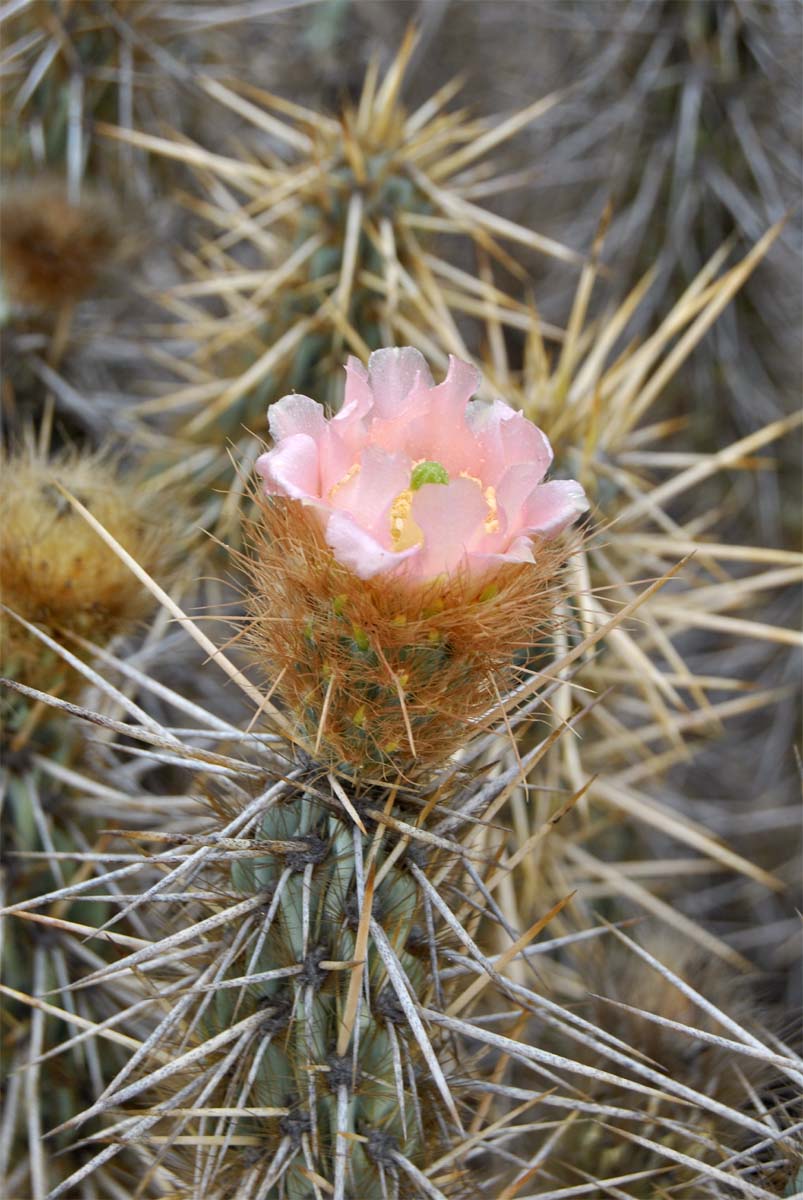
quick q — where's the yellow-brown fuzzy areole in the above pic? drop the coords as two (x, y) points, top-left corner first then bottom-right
(0, 180), (119, 310)
(240, 490), (575, 778)
(1, 448), (170, 696)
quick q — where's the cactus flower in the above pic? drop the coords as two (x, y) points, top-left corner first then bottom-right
(256, 348), (588, 584)
(246, 348), (588, 770)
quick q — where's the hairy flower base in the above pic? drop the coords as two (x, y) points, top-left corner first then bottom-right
(241, 492), (574, 775)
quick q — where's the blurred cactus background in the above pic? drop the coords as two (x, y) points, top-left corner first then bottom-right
(1, 2), (801, 1198)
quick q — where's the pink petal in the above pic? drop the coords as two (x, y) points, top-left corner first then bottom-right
(329, 447), (411, 540)
(268, 393), (326, 442)
(467, 536), (537, 577)
(500, 411), (552, 472)
(336, 357), (374, 429)
(469, 399), (553, 482)
(496, 462), (549, 529)
(410, 477), (490, 578)
(467, 513), (509, 559)
(325, 511), (420, 580)
(256, 434), (320, 500)
(402, 355), (483, 473)
(367, 347), (433, 417)
(316, 427), (354, 495)
(366, 390), (432, 456)
(433, 354), (481, 405)
(502, 535), (537, 562)
(381, 415), (479, 476)
(523, 480), (589, 538)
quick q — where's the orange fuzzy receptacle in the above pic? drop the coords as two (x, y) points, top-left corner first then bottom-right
(240, 490), (575, 778)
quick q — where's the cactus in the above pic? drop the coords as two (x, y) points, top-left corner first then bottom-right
(117, 29), (578, 446)
(4, 334), (794, 1199)
(464, 221), (802, 943)
(517, 929), (764, 1193)
(2, 634), (659, 1200)
(9, 661), (801, 1198)
(0, 0), (187, 184)
(0, 179), (120, 316)
(23, 348), (589, 1198)
(47, 769), (500, 1198)
(516, 924), (803, 1196)
(519, 0), (801, 434)
(1, 444), (175, 700)
(1, 11), (800, 1199)
(0, 445), (187, 1198)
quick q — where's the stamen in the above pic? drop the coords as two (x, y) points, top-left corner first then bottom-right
(328, 461), (361, 500)
(389, 489), (423, 550)
(484, 485), (499, 533)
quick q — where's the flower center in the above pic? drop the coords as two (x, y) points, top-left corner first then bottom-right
(410, 460), (449, 490)
(388, 462), (500, 550)
(388, 460), (448, 550)
(331, 457), (498, 553)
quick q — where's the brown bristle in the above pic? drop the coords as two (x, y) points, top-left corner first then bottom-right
(0, 180), (119, 310)
(1, 447), (172, 694)
(238, 488), (577, 776)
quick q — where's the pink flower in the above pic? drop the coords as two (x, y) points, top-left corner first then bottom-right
(256, 348), (588, 584)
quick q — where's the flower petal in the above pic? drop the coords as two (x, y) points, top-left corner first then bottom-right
(468, 535), (537, 575)
(325, 510), (419, 580)
(336, 357), (374, 429)
(523, 479), (589, 538)
(403, 355), (483, 474)
(496, 462), (549, 528)
(268, 393), (326, 442)
(435, 354), (481, 404)
(256, 434), (320, 500)
(316, 426), (355, 495)
(411, 477), (490, 578)
(469, 398), (553, 482)
(329, 446), (411, 541)
(367, 347), (433, 417)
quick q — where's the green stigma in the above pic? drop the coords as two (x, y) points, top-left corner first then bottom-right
(410, 460), (449, 490)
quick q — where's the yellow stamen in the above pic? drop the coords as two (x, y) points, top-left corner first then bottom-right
(328, 461), (360, 500)
(389, 488), (423, 550)
(484, 485), (499, 534)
